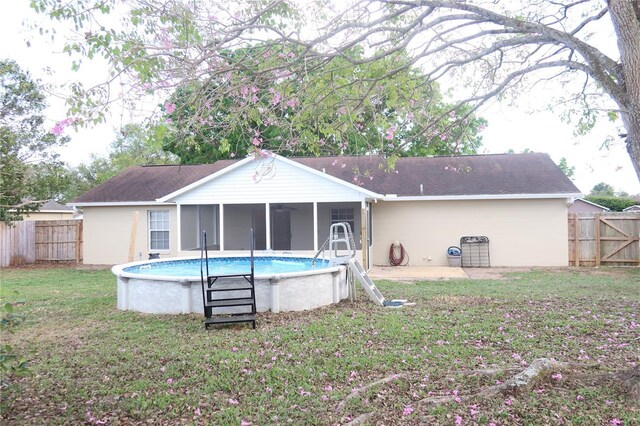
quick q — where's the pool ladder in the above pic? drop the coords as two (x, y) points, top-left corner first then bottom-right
(312, 222), (357, 267)
(199, 229), (257, 330)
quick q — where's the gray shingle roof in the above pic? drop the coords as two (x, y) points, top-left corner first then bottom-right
(71, 162), (233, 203)
(40, 200), (74, 211)
(71, 153), (580, 204)
(295, 153), (581, 196)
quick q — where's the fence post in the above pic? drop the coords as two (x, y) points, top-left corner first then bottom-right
(594, 214), (601, 267)
(76, 220), (83, 263)
(574, 214), (580, 267)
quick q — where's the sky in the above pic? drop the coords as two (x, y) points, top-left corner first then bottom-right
(2, 2), (639, 196)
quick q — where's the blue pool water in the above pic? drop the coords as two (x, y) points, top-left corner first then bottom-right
(123, 257), (329, 277)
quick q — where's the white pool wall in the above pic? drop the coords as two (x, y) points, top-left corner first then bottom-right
(112, 256), (348, 314)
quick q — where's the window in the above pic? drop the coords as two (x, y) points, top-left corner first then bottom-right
(331, 207), (355, 232)
(149, 210), (170, 250)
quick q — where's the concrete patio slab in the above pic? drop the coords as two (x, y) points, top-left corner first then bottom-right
(368, 265), (469, 280)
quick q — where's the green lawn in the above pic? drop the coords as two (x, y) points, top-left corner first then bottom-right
(1, 266), (639, 425)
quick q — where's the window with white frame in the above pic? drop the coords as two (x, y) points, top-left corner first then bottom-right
(149, 210), (170, 250)
(331, 207), (355, 231)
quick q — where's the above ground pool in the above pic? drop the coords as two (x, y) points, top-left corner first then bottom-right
(123, 256), (328, 277)
(112, 255), (349, 314)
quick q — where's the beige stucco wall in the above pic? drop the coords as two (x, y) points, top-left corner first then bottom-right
(23, 212), (75, 221)
(371, 199), (569, 267)
(83, 205), (178, 265)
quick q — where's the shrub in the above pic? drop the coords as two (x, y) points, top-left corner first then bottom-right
(584, 196), (637, 212)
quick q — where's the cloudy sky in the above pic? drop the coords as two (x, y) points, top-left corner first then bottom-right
(2, 2), (638, 195)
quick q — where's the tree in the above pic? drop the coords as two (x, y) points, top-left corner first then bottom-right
(0, 59), (69, 223)
(62, 123), (178, 201)
(160, 45), (485, 163)
(30, 1), (640, 180)
(557, 157), (575, 180)
(590, 182), (615, 197)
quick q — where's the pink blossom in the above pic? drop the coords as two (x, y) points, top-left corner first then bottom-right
(50, 117), (76, 135)
(51, 124), (64, 135)
(385, 126), (396, 140)
(241, 420), (252, 426)
(321, 394), (329, 401)
(230, 152), (236, 158)
(402, 406), (414, 416)
(166, 378), (173, 384)
(551, 373), (563, 381)
(194, 408), (201, 416)
(228, 398), (239, 405)
(455, 415), (463, 425)
(272, 92), (281, 105)
(609, 419), (622, 426)
(324, 384), (333, 391)
(164, 102), (176, 114)
(252, 137), (262, 146)
(504, 398), (513, 406)
(335, 351), (342, 357)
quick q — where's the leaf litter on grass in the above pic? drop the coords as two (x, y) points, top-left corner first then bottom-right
(1, 267), (638, 424)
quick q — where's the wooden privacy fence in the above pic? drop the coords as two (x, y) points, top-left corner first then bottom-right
(0, 221), (36, 267)
(569, 213), (640, 267)
(0, 220), (82, 267)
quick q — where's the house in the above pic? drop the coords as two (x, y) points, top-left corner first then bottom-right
(69, 152), (581, 267)
(23, 200), (76, 221)
(623, 205), (640, 212)
(568, 198), (610, 214)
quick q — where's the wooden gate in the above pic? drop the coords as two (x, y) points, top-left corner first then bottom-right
(569, 213), (640, 266)
(35, 220), (83, 262)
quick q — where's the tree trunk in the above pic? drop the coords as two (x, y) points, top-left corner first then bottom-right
(608, 0), (640, 181)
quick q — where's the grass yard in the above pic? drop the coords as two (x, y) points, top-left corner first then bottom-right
(0, 266), (639, 425)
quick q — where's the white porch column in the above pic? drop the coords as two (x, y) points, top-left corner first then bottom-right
(219, 204), (225, 251)
(176, 204), (182, 252)
(313, 202), (318, 252)
(361, 200), (367, 268)
(265, 203), (271, 250)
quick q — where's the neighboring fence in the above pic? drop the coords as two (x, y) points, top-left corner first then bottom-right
(0, 220), (82, 267)
(568, 213), (640, 267)
(0, 221), (36, 267)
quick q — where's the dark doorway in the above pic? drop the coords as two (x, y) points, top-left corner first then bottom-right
(271, 208), (291, 250)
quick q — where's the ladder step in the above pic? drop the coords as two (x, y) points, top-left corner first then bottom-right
(207, 285), (253, 292)
(206, 298), (255, 307)
(205, 314), (256, 325)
